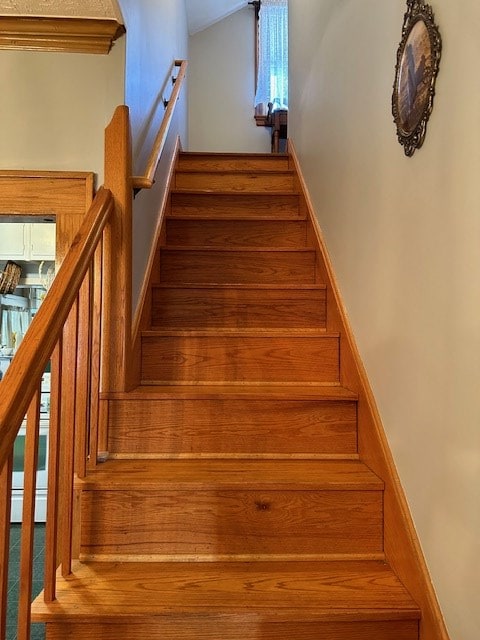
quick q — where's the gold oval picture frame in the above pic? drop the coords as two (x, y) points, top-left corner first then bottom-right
(392, 0), (442, 156)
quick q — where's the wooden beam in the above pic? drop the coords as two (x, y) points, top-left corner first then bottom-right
(0, 16), (124, 54)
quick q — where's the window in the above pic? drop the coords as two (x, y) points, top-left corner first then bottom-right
(254, 0), (288, 113)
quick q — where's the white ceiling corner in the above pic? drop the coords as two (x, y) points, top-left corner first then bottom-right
(0, 0), (249, 34)
(185, 0), (248, 35)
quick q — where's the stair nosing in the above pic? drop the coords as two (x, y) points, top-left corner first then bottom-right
(79, 552), (386, 564)
(166, 214), (307, 221)
(171, 189), (300, 196)
(175, 169), (295, 176)
(178, 151), (289, 159)
(101, 384), (357, 402)
(108, 453), (361, 461)
(160, 245), (316, 253)
(77, 459), (384, 492)
(151, 283), (327, 290)
(142, 324), (335, 333)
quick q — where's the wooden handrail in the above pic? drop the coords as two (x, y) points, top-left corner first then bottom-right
(0, 187), (114, 469)
(132, 59), (188, 191)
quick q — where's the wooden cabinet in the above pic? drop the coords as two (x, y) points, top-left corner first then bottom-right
(0, 223), (26, 259)
(29, 223), (56, 260)
(0, 223), (55, 260)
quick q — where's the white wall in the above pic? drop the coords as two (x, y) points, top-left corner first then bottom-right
(117, 0), (189, 309)
(119, 0), (189, 174)
(188, 7), (271, 152)
(0, 43), (125, 182)
(289, 2), (480, 638)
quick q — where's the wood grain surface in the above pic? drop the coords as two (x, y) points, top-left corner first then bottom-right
(159, 248), (317, 285)
(107, 396), (356, 455)
(170, 192), (301, 218)
(151, 285), (326, 329)
(165, 218), (308, 247)
(140, 332), (339, 384)
(32, 560), (420, 621)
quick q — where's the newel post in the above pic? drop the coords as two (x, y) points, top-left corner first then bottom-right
(102, 105), (133, 392)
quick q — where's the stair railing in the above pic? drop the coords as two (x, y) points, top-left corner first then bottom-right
(0, 187), (115, 640)
(0, 104), (133, 640)
(0, 57), (187, 639)
(132, 59), (188, 192)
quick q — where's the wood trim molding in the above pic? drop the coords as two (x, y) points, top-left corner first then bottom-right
(254, 114), (269, 127)
(0, 170), (94, 263)
(0, 16), (124, 54)
(288, 140), (450, 640)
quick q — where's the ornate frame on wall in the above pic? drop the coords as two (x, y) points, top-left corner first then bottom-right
(392, 0), (442, 156)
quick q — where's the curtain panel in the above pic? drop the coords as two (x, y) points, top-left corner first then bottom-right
(255, 0), (288, 110)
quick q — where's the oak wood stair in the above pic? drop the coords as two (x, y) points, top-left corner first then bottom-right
(32, 151), (421, 639)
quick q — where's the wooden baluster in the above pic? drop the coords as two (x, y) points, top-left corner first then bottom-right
(75, 273), (93, 480)
(88, 244), (103, 468)
(0, 453), (13, 640)
(60, 302), (78, 577)
(44, 341), (62, 603)
(17, 387), (41, 640)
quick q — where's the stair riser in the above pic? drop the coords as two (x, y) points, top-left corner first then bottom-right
(151, 287), (326, 329)
(160, 250), (316, 285)
(46, 620), (419, 640)
(170, 193), (301, 218)
(175, 172), (295, 192)
(81, 489), (383, 557)
(108, 399), (357, 456)
(165, 219), (308, 248)
(141, 335), (340, 384)
(177, 153), (290, 172)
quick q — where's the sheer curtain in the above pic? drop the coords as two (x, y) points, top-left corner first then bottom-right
(1, 306), (29, 349)
(255, 0), (288, 110)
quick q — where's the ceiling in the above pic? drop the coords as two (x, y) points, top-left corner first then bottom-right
(185, 0), (247, 35)
(0, 1), (249, 34)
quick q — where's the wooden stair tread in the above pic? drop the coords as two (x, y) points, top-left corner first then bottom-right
(175, 166), (295, 178)
(152, 283), (326, 290)
(78, 459), (382, 490)
(178, 151), (289, 159)
(102, 384), (358, 401)
(166, 214), (306, 221)
(161, 245), (314, 253)
(171, 189), (300, 196)
(175, 165), (295, 171)
(142, 328), (333, 337)
(31, 560), (420, 622)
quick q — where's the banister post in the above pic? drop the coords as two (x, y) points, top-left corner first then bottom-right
(103, 105), (133, 393)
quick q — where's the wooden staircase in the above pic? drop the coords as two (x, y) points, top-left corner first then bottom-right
(32, 151), (421, 639)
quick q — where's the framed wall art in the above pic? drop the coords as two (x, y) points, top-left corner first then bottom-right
(392, 0), (442, 156)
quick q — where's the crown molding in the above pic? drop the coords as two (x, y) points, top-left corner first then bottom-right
(0, 16), (125, 53)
